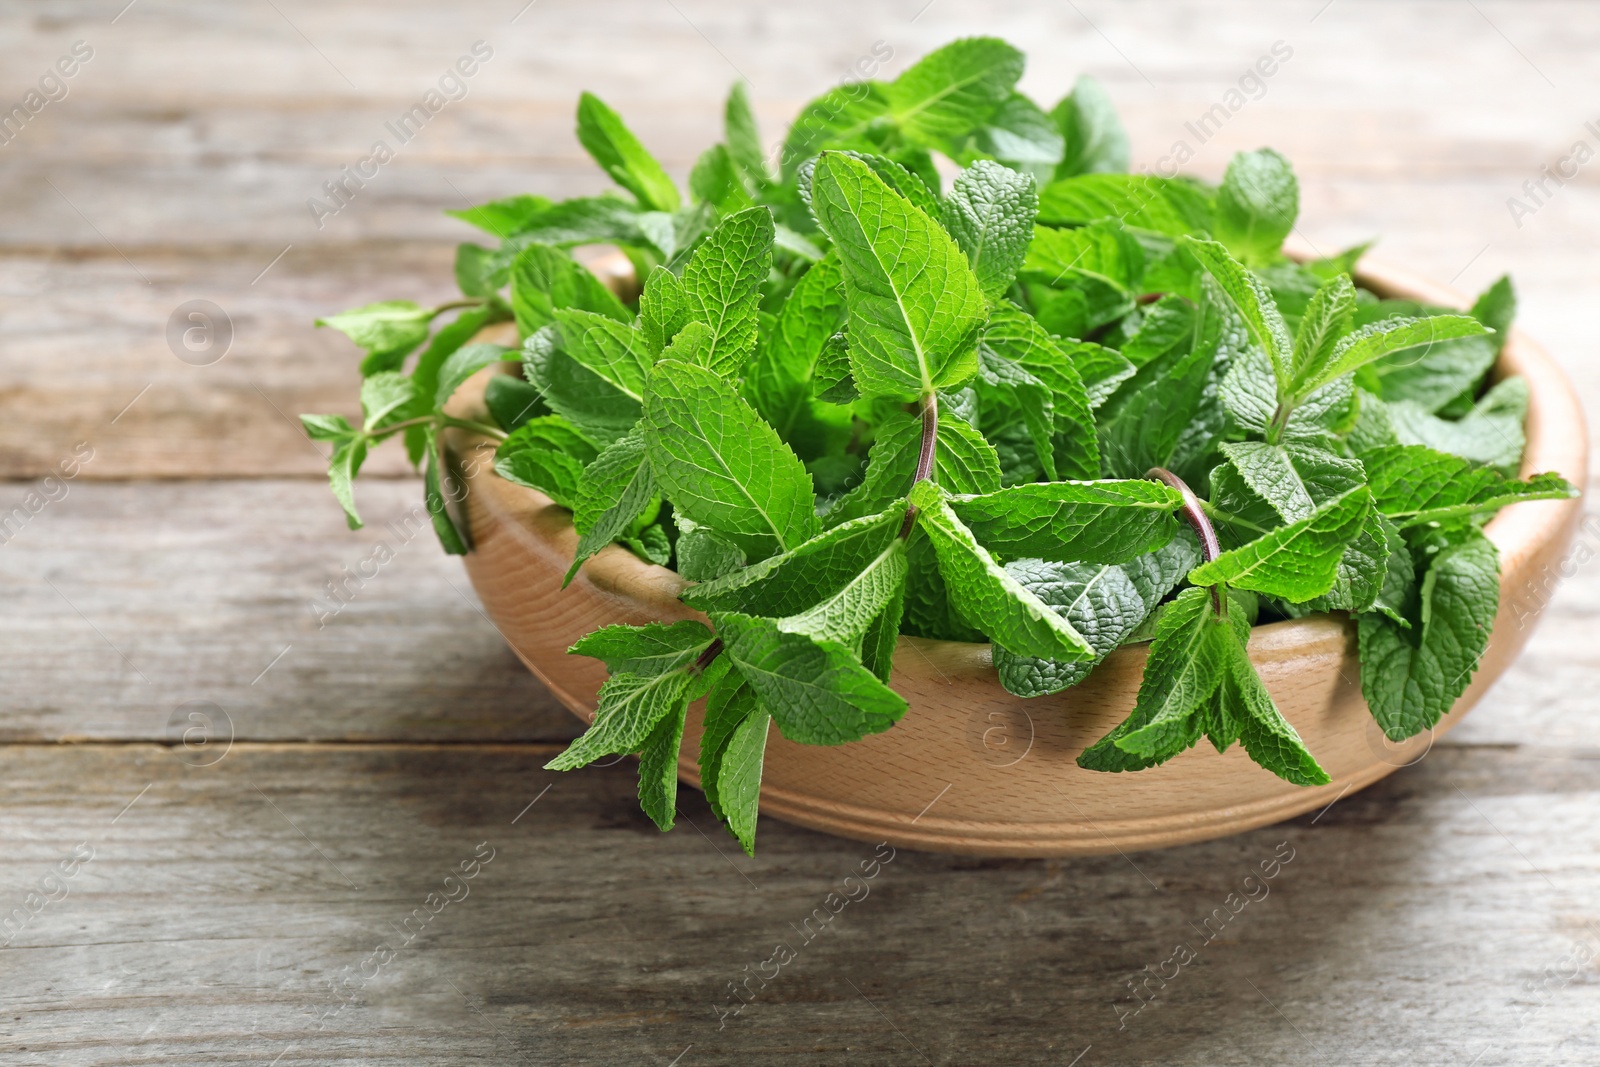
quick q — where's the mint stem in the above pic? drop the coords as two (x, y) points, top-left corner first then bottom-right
(1147, 466), (1226, 616)
(693, 638), (724, 673)
(899, 392), (939, 538)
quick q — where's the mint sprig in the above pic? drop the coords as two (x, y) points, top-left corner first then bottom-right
(303, 39), (1577, 853)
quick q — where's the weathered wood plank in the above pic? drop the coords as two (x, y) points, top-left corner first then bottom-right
(0, 742), (1596, 1064)
(0, 479), (578, 743)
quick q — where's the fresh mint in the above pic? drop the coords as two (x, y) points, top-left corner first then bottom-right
(305, 39), (1577, 853)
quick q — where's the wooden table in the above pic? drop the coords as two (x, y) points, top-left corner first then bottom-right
(4, 2), (1598, 1062)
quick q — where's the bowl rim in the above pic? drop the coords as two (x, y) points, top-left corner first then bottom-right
(449, 245), (1588, 681)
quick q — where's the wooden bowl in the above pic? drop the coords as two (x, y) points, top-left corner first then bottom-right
(443, 253), (1588, 857)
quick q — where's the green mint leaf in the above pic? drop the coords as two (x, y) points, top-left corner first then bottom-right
(1189, 486), (1373, 601)
(1180, 236), (1293, 395)
(567, 429), (657, 584)
(810, 152), (988, 399)
(941, 160), (1039, 297)
(1020, 219), (1145, 331)
(510, 243), (631, 338)
(359, 372), (415, 432)
(994, 532), (1199, 697)
(804, 151), (942, 220)
(408, 305), (507, 422)
(713, 611), (908, 745)
(859, 574), (907, 683)
(1369, 512), (1417, 626)
(1214, 148), (1299, 266)
(978, 303), (1100, 476)
(974, 347), (1057, 481)
(1295, 314), (1488, 401)
(827, 408), (1001, 525)
(1223, 628), (1329, 784)
(948, 479), (1183, 564)
(1121, 295), (1195, 368)
(575, 92), (681, 212)
(327, 435), (369, 530)
(1037, 174), (1212, 235)
(623, 522), (672, 567)
(962, 92), (1063, 182)
(546, 666), (697, 770)
(772, 536), (907, 647)
(1290, 273), (1356, 384)
(636, 695), (688, 831)
(446, 194), (553, 237)
(1292, 509), (1393, 616)
(747, 252), (847, 439)
(690, 143), (756, 213)
(642, 358), (820, 558)
(434, 342), (516, 410)
(1078, 588), (1223, 770)
(493, 415), (599, 507)
(553, 308), (651, 400)
(1217, 441), (1365, 523)
(1359, 527), (1499, 739)
(638, 265), (689, 354)
(673, 515), (748, 582)
(423, 435), (469, 555)
(484, 373), (548, 432)
(301, 413), (355, 443)
(909, 480), (1094, 660)
(1361, 443), (1575, 528)
(1096, 331), (1214, 478)
(455, 243), (495, 297)
(317, 300), (435, 370)
(885, 36), (1024, 148)
(724, 81), (771, 186)
(570, 620), (716, 674)
(485, 198), (651, 270)
(1470, 274), (1516, 355)
(1051, 75), (1129, 177)
(679, 206), (775, 378)
(812, 332), (857, 404)
(780, 82), (893, 179)
(684, 505), (903, 616)
(1385, 377), (1528, 472)
(699, 677), (769, 854)
(523, 326), (642, 445)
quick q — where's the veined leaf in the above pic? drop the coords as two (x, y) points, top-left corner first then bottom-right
(553, 309), (651, 399)
(1189, 486), (1373, 601)
(567, 428), (658, 584)
(679, 206), (775, 377)
(1295, 314), (1488, 401)
(493, 415), (599, 508)
(523, 326), (641, 446)
(978, 303), (1099, 477)
(1180, 236), (1293, 395)
(1037, 174), (1212, 236)
(1051, 75), (1129, 178)
(1217, 440), (1365, 523)
(827, 409), (1001, 525)
(948, 479), (1183, 564)
(780, 82), (893, 179)
(570, 620), (717, 675)
(1290, 273), (1356, 385)
(642, 359), (820, 558)
(941, 160), (1038, 297)
(446, 194), (553, 238)
(747, 252), (847, 441)
(885, 36), (1024, 148)
(698, 677), (769, 854)
(576, 92), (681, 212)
(725, 81), (771, 186)
(1214, 148), (1299, 267)
(1361, 444), (1575, 528)
(810, 152), (988, 399)
(909, 480), (1093, 660)
(510, 243), (631, 338)
(545, 667), (697, 770)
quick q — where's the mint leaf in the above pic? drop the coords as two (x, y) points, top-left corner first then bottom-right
(642, 359), (820, 557)
(1293, 509), (1392, 616)
(484, 373), (548, 432)
(510, 243), (631, 337)
(575, 92), (680, 212)
(360, 372), (416, 432)
(948, 479), (1183, 564)
(690, 144), (755, 212)
(1037, 174), (1212, 236)
(638, 265), (689, 354)
(1361, 443), (1575, 527)
(1295, 314), (1488, 401)
(547, 666), (697, 770)
(1096, 331), (1214, 478)
(994, 532), (1199, 696)
(636, 696), (688, 831)
(493, 415), (599, 507)
(978, 303), (1100, 477)
(909, 480), (1093, 660)
(679, 206), (774, 377)
(1290, 273), (1356, 384)
(1217, 441), (1364, 523)
(674, 515), (747, 582)
(1470, 274), (1516, 355)
(778, 535), (908, 646)
(571, 620), (716, 674)
(810, 152), (988, 399)
(455, 243), (495, 297)
(1121, 295), (1195, 368)
(523, 326), (642, 445)
(554, 308), (651, 399)
(434, 342), (517, 410)
(747, 252), (847, 440)
(780, 83), (893, 179)
(1224, 630), (1329, 785)
(327, 435), (368, 530)
(317, 300), (436, 372)
(446, 194), (553, 237)
(1359, 527), (1499, 739)
(1385, 377), (1528, 472)
(724, 82), (771, 187)
(1181, 236), (1293, 394)
(963, 93), (1063, 181)
(1189, 486), (1373, 601)
(1051, 75), (1129, 177)
(1214, 148), (1299, 266)
(885, 37), (1024, 148)
(684, 505), (903, 617)
(714, 611), (907, 745)
(699, 677), (769, 854)
(566, 429), (657, 583)
(942, 160), (1038, 297)
(423, 435), (469, 555)
(805, 150), (942, 220)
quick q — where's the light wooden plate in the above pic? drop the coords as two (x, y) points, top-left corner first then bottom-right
(443, 251), (1587, 857)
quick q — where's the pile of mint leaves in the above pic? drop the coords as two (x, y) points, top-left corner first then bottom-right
(304, 38), (1575, 853)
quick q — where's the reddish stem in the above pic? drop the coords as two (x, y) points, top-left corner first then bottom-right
(1147, 466), (1226, 616)
(898, 393), (940, 539)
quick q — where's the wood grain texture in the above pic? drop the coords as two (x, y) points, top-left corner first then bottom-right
(1, 742), (1598, 1065)
(445, 255), (1586, 857)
